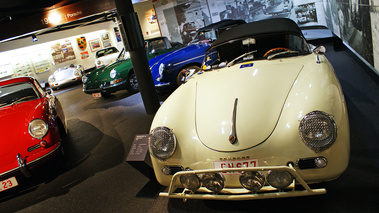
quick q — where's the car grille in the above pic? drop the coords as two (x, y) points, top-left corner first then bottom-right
(28, 144), (41, 152)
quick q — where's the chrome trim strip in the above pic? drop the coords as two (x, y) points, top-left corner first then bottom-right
(172, 55), (205, 67)
(229, 98), (238, 144)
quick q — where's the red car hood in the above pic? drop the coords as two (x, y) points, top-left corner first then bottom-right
(0, 99), (44, 157)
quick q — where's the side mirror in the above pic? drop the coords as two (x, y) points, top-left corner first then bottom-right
(313, 46), (326, 54)
(313, 46), (326, 64)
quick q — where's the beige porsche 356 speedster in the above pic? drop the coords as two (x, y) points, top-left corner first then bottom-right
(148, 18), (350, 201)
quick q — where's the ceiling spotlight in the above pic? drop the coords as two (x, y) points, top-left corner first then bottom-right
(32, 34), (38, 42)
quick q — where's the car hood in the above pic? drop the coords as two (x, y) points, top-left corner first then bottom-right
(53, 68), (75, 81)
(0, 99), (44, 157)
(195, 62), (303, 152)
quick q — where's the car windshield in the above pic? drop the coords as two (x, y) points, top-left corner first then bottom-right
(96, 47), (119, 58)
(203, 33), (310, 70)
(117, 49), (130, 60)
(0, 82), (39, 107)
(195, 30), (217, 42)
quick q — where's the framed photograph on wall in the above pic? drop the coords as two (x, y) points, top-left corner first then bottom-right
(89, 39), (102, 52)
(101, 32), (110, 41)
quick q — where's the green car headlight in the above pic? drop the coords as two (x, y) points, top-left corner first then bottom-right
(299, 111), (337, 152)
(110, 69), (117, 79)
(148, 126), (177, 161)
(28, 119), (48, 139)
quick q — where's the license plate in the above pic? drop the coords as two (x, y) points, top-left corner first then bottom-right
(214, 159), (259, 175)
(0, 177), (18, 192)
(92, 92), (101, 98)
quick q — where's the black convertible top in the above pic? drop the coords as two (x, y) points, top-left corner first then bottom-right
(211, 18), (304, 48)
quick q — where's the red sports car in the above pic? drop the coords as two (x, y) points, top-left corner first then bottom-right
(0, 77), (67, 192)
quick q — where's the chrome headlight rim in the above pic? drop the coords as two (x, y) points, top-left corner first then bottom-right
(28, 119), (49, 139)
(82, 75), (88, 83)
(180, 173), (201, 192)
(202, 172), (225, 193)
(267, 170), (293, 190)
(299, 111), (337, 153)
(239, 171), (265, 193)
(74, 70), (80, 76)
(48, 75), (55, 83)
(148, 126), (177, 161)
(110, 69), (117, 79)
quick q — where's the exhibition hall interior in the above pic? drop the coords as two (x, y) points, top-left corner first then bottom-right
(0, 0), (378, 212)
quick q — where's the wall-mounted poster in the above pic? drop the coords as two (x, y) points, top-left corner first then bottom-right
(101, 32), (111, 48)
(114, 27), (122, 42)
(89, 39), (102, 52)
(31, 50), (51, 73)
(0, 63), (13, 78)
(101, 32), (109, 41)
(80, 51), (89, 59)
(146, 9), (160, 35)
(51, 39), (76, 64)
(11, 55), (33, 76)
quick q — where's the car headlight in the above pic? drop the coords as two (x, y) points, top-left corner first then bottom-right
(48, 75), (55, 83)
(28, 119), (48, 139)
(202, 173), (225, 193)
(148, 126), (177, 161)
(110, 69), (117, 79)
(239, 171), (265, 193)
(299, 111), (337, 152)
(158, 63), (165, 77)
(82, 75), (88, 83)
(74, 70), (80, 76)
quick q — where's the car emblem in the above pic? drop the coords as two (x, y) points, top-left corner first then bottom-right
(76, 36), (87, 51)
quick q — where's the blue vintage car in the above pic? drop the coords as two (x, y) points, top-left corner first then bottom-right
(151, 19), (246, 89)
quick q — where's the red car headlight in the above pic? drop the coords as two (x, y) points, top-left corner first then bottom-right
(28, 119), (49, 139)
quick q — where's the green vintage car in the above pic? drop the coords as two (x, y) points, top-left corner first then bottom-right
(82, 37), (182, 98)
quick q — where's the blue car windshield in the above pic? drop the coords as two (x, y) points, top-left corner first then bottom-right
(0, 82), (39, 107)
(203, 33), (311, 70)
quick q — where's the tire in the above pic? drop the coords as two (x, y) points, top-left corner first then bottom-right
(176, 65), (200, 87)
(126, 71), (139, 93)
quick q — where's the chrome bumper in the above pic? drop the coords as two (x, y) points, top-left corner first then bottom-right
(0, 144), (61, 179)
(160, 165), (326, 201)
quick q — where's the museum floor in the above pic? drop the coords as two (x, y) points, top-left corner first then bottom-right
(1, 39), (378, 213)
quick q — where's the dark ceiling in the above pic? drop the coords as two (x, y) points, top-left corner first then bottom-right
(0, 0), (81, 23)
(0, 0), (119, 42)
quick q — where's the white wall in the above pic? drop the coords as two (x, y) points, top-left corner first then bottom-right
(0, 21), (125, 85)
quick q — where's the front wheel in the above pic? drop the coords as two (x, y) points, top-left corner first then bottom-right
(176, 65), (200, 87)
(126, 71), (139, 93)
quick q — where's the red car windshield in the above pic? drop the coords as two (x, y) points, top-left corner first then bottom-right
(0, 82), (39, 107)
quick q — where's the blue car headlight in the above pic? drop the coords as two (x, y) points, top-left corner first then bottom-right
(158, 63), (165, 77)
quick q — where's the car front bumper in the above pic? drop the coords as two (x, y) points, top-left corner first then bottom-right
(83, 79), (127, 94)
(160, 165), (326, 201)
(0, 143), (61, 180)
(50, 76), (81, 88)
